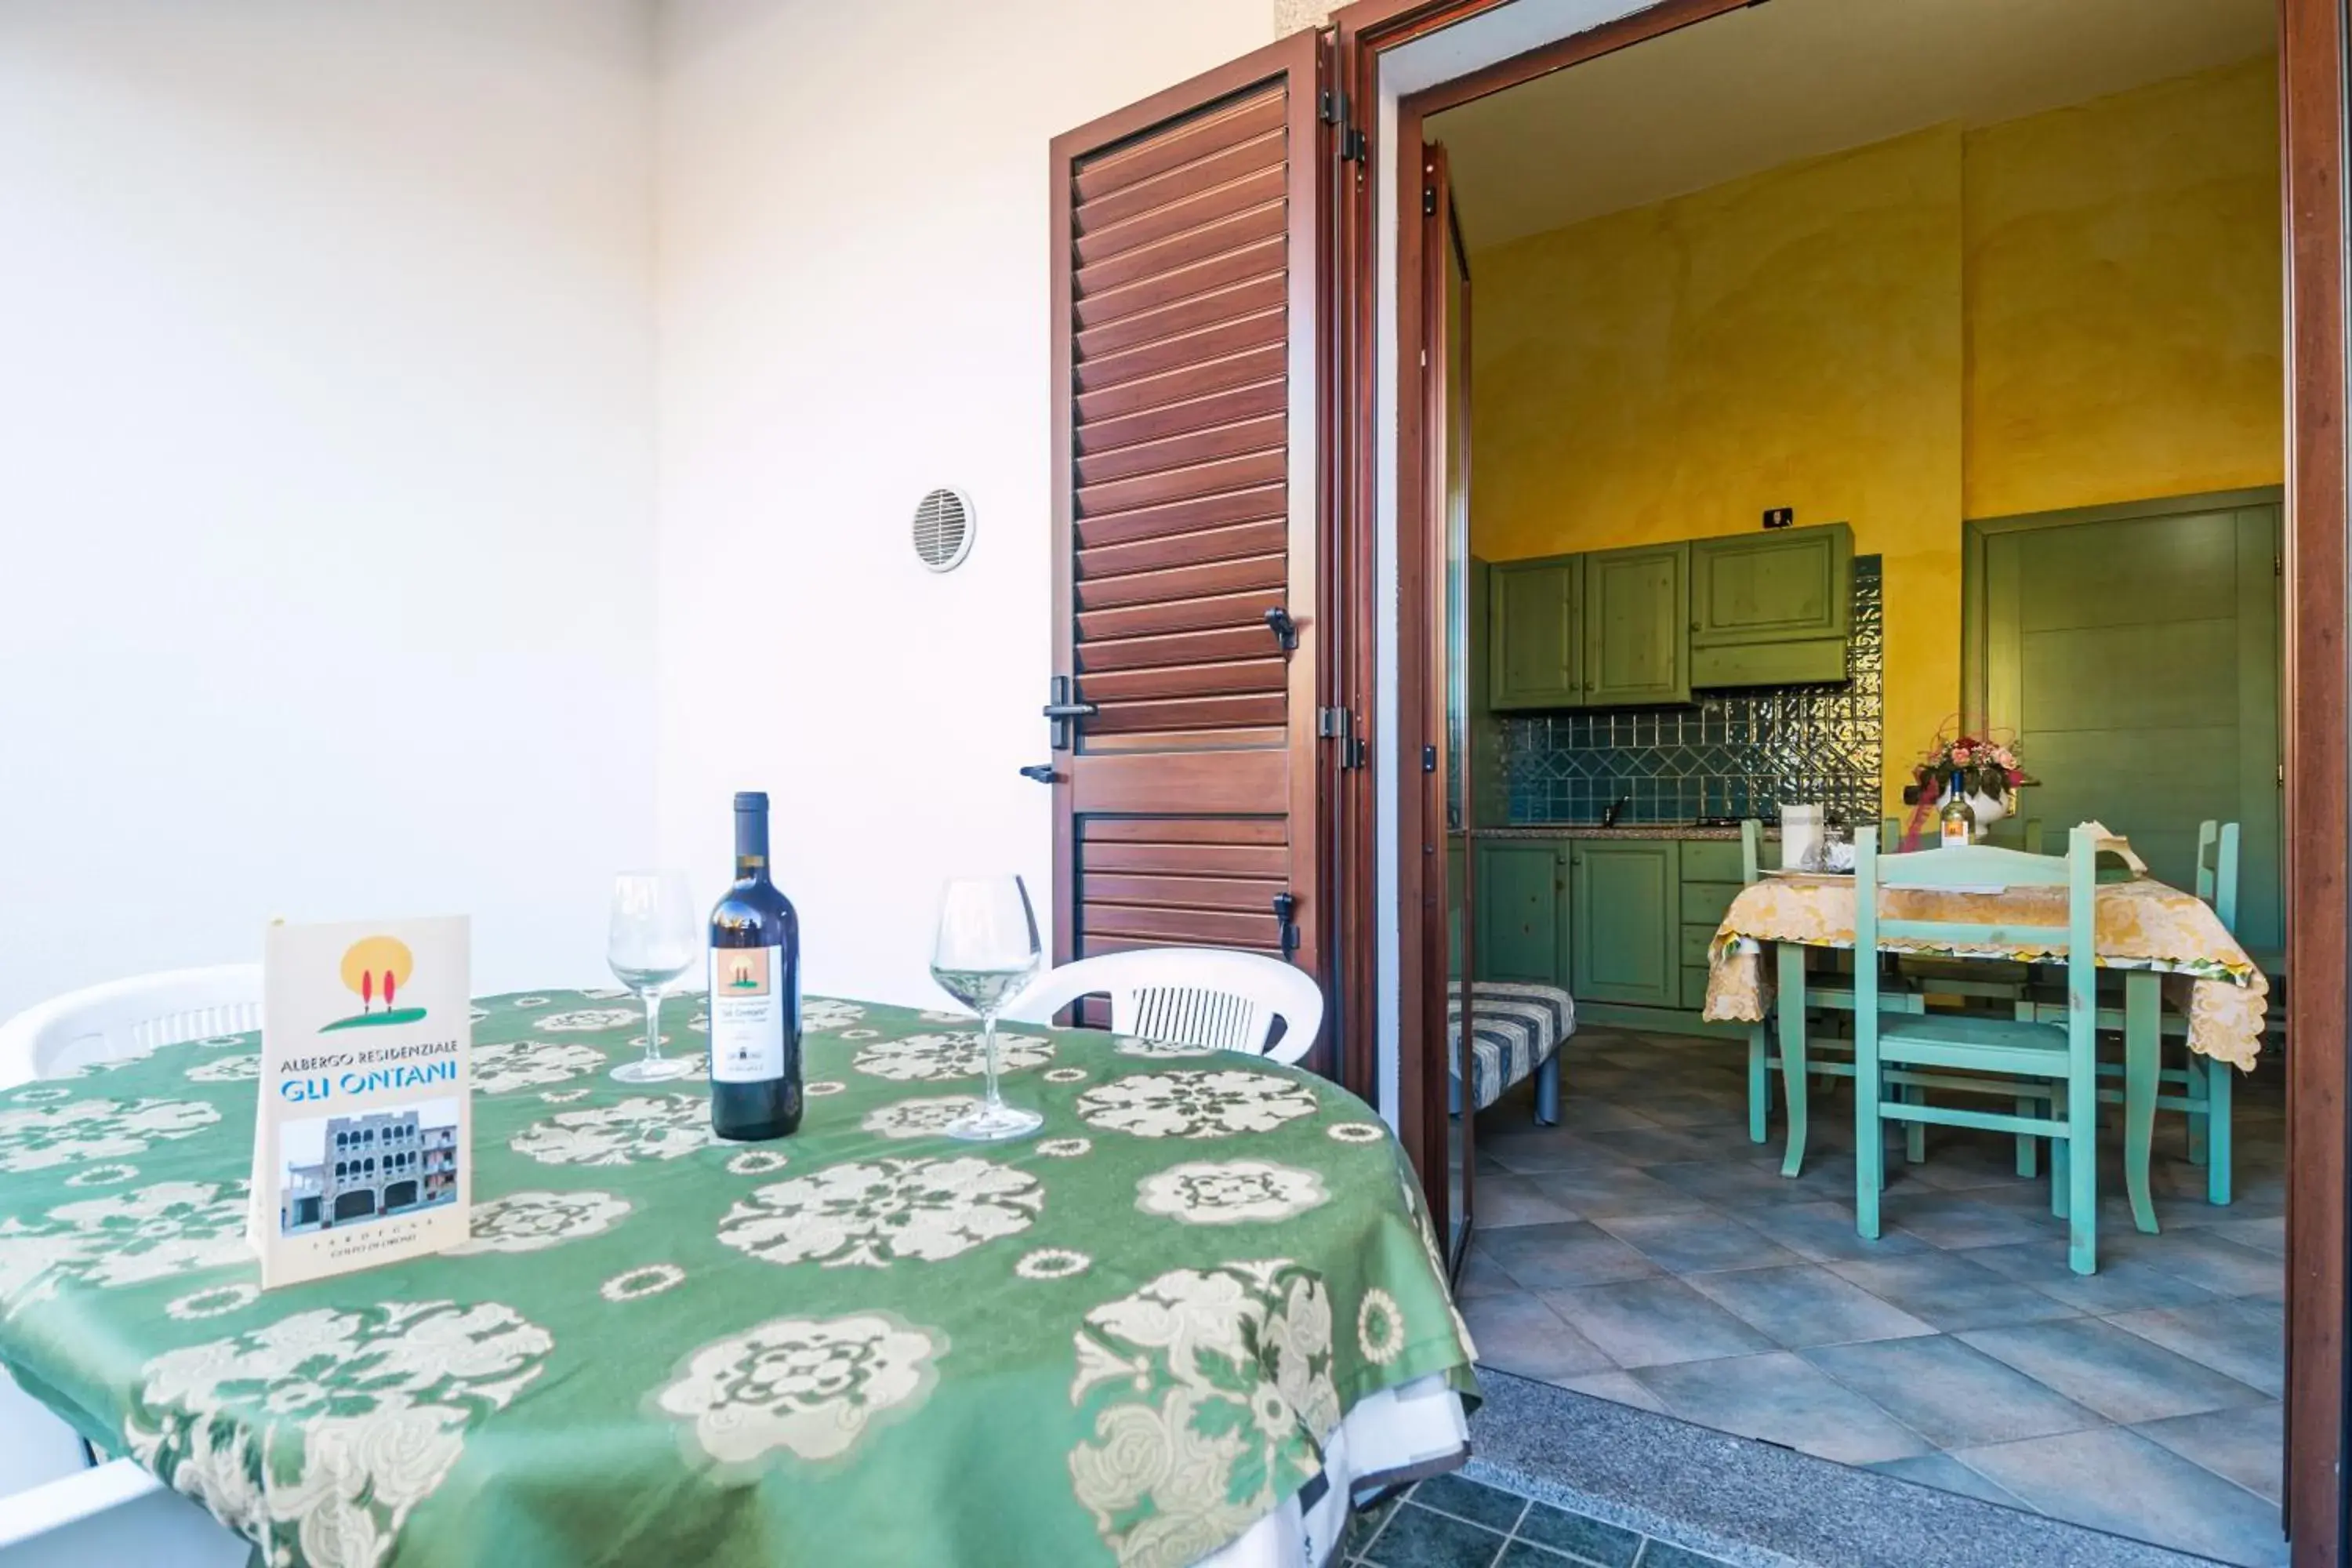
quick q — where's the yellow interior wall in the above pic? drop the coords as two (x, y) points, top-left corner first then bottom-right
(1963, 57), (2283, 518)
(1470, 57), (2281, 811)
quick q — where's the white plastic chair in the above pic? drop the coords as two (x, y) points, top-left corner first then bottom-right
(0, 966), (263, 1567)
(0, 965), (262, 1091)
(1002, 947), (1323, 1065)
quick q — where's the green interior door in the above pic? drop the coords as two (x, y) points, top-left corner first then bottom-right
(1977, 498), (2282, 965)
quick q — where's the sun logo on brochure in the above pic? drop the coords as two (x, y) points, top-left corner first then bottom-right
(323, 935), (425, 1031)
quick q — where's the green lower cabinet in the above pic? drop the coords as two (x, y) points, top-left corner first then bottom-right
(1474, 840), (1569, 982)
(1570, 840), (1682, 1006)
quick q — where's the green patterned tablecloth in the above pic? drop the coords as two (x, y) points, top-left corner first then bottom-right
(0, 991), (1476, 1568)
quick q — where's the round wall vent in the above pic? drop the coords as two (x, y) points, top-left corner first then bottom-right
(912, 488), (975, 572)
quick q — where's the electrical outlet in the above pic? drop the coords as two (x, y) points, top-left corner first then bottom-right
(1763, 506), (1795, 529)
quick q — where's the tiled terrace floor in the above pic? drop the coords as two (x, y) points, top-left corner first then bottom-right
(1464, 1028), (2287, 1567)
(1345, 1472), (1735, 1568)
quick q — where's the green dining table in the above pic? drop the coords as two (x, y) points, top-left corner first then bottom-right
(0, 990), (1477, 1568)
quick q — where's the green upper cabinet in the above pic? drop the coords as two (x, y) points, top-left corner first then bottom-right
(1474, 838), (1569, 982)
(1582, 543), (1690, 706)
(1488, 555), (1581, 710)
(1570, 839), (1682, 1006)
(1689, 522), (1853, 687)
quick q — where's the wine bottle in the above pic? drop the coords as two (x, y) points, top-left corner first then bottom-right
(708, 791), (802, 1140)
(1938, 771), (1976, 848)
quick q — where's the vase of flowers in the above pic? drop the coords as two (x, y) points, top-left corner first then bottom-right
(1909, 729), (2034, 843)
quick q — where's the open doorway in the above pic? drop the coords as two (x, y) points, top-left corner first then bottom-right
(1414, 1), (2288, 1559)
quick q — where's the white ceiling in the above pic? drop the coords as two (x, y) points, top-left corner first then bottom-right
(1427, 0), (2277, 252)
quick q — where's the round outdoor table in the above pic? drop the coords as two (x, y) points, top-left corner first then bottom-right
(0, 991), (1476, 1568)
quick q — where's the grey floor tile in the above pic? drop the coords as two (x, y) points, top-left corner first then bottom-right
(1684, 1262), (1936, 1349)
(1642, 1160), (1810, 1214)
(1461, 1291), (1617, 1383)
(1412, 1472), (1528, 1533)
(2134, 1401), (2285, 1505)
(1457, 1245), (1520, 1300)
(1866, 1450), (2034, 1512)
(2202, 1215), (2286, 1257)
(1592, 1210), (1804, 1275)
(1802, 1334), (2103, 1447)
(1627, 1091), (1748, 1129)
(1952, 1427), (2290, 1567)
(1958, 1317), (2273, 1425)
(1485, 1122), (1656, 1174)
(1541, 1276), (1774, 1369)
(1526, 1164), (1715, 1219)
(1481, 1221), (1662, 1291)
(1573, 1125), (1736, 1167)
(2107, 1297), (2285, 1399)
(2113, 1228), (2284, 1300)
(1634, 1350), (1934, 1465)
(1730, 1200), (1931, 1263)
(1955, 1240), (2221, 1315)
(1479, 1173), (1585, 1229)
(1359, 1500), (1514, 1568)
(1824, 1249), (2083, 1332)
(1875, 1192), (2063, 1250)
(1513, 1500), (1642, 1566)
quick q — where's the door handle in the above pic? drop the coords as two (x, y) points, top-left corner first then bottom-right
(1041, 674), (1097, 750)
(1018, 764), (1057, 784)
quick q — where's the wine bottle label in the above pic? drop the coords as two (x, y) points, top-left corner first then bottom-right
(710, 945), (792, 1083)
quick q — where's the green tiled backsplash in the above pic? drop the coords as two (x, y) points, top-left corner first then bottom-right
(1502, 555), (1882, 826)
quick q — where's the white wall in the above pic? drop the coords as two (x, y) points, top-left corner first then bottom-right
(0, 2), (660, 1016)
(652, 0), (1274, 1007)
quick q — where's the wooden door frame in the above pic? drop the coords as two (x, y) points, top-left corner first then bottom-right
(1332, 0), (2352, 1556)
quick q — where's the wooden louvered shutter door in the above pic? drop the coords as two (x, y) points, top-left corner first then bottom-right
(1047, 32), (1330, 1047)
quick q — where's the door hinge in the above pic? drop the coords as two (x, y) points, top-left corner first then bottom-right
(1318, 706), (1367, 771)
(1319, 88), (1344, 125)
(2276, 554), (2284, 575)
(1422, 743), (1438, 773)
(1423, 186), (1437, 216)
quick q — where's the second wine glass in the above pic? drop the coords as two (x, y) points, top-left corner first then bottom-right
(608, 869), (699, 1083)
(930, 876), (1043, 1141)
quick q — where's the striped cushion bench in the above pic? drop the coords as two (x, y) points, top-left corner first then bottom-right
(1448, 981), (1575, 1117)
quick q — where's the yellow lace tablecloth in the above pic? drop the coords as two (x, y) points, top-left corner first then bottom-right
(1700, 873), (2268, 1071)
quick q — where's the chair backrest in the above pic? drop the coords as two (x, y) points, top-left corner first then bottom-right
(1740, 818), (1763, 884)
(0, 965), (263, 1091)
(1001, 947), (1324, 1065)
(1853, 829), (2097, 1016)
(2195, 819), (2241, 935)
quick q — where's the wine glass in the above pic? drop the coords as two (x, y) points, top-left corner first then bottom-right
(608, 870), (699, 1083)
(931, 876), (1044, 1141)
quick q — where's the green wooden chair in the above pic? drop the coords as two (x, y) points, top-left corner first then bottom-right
(1740, 819), (1932, 1174)
(2011, 820), (2240, 1205)
(1853, 826), (2102, 1275)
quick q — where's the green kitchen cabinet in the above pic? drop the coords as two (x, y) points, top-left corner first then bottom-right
(1583, 543), (1690, 706)
(1689, 522), (1853, 688)
(1570, 839), (1682, 1006)
(1473, 839), (1568, 982)
(1488, 556), (1581, 710)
